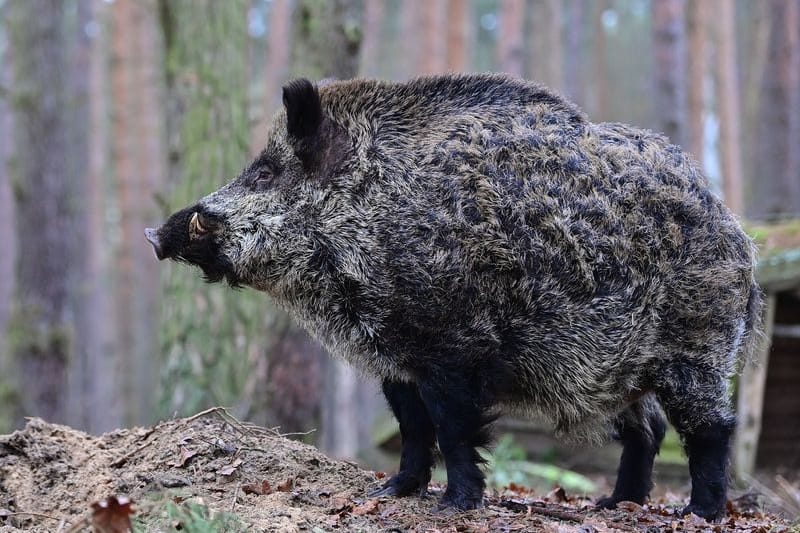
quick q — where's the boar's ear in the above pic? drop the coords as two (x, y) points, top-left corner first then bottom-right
(282, 79), (323, 145)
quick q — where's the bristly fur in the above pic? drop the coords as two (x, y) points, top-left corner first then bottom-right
(150, 73), (762, 519)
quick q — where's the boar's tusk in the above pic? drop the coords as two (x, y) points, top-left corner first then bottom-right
(190, 212), (208, 235)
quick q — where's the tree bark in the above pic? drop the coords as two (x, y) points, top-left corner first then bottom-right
(564, 0), (586, 105)
(252, 0), (291, 154)
(497, 0), (525, 77)
(527, 0), (563, 90)
(714, 0), (743, 215)
(6, 0), (85, 425)
(592, 0), (610, 119)
(290, 0), (381, 460)
(0, 4), (16, 430)
(686, 0), (710, 163)
(652, 0), (688, 148)
(446, 0), (469, 72)
(291, 0), (364, 79)
(361, 0), (384, 76)
(416, 0), (447, 75)
(749, 0), (800, 219)
(111, 0), (165, 425)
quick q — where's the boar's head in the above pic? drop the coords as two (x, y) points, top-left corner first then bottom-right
(145, 79), (354, 295)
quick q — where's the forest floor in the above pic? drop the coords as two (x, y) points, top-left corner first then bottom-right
(0, 409), (797, 533)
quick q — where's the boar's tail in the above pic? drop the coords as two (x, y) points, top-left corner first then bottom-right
(739, 280), (765, 368)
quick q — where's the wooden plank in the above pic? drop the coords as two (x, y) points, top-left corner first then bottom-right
(734, 293), (777, 479)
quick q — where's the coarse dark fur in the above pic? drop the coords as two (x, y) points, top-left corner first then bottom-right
(146, 74), (762, 521)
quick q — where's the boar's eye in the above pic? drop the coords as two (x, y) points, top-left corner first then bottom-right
(251, 168), (274, 191)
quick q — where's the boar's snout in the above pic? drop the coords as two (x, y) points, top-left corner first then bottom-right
(144, 227), (165, 260)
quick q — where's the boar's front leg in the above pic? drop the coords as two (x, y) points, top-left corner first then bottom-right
(370, 380), (436, 498)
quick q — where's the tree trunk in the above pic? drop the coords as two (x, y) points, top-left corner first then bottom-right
(252, 0), (291, 154)
(592, 0), (610, 119)
(361, 0), (384, 76)
(497, 0), (525, 77)
(686, 0), (710, 163)
(528, 0), (563, 90)
(446, 0), (469, 72)
(714, 0), (743, 215)
(416, 0), (447, 75)
(290, 0), (381, 460)
(652, 0), (688, 148)
(749, 0), (800, 219)
(111, 0), (165, 425)
(0, 7), (16, 430)
(564, 0), (586, 105)
(6, 0), (85, 425)
(291, 0), (364, 79)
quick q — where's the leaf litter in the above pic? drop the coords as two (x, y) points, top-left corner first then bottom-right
(0, 409), (795, 532)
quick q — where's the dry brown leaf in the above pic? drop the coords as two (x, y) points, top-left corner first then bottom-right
(242, 479), (272, 495)
(351, 498), (380, 516)
(89, 495), (134, 533)
(276, 478), (294, 492)
(546, 486), (568, 503)
(217, 458), (243, 476)
(170, 445), (198, 468)
(615, 500), (642, 513)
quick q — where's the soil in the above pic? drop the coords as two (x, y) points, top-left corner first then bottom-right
(0, 409), (796, 532)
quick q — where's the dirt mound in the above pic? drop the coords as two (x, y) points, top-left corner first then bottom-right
(0, 410), (794, 532)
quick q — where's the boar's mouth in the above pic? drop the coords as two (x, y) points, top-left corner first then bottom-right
(145, 207), (242, 287)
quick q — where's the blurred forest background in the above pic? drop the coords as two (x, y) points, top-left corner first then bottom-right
(0, 0), (798, 473)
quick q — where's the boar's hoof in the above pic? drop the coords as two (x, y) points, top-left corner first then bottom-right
(368, 474), (429, 499)
(595, 495), (619, 509)
(596, 495), (646, 510)
(681, 503), (724, 522)
(438, 489), (484, 512)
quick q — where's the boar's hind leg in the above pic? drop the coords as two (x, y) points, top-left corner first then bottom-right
(656, 370), (735, 522)
(370, 380), (436, 498)
(417, 376), (494, 511)
(597, 396), (666, 509)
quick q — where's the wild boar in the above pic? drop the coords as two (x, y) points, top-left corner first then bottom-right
(145, 74), (761, 520)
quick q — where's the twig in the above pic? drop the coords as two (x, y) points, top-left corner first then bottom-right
(500, 500), (585, 522)
(63, 516), (90, 533)
(2, 510), (71, 524)
(110, 439), (156, 467)
(528, 505), (585, 523)
(185, 406), (227, 422)
(231, 482), (241, 513)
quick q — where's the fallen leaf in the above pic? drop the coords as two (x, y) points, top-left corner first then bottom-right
(170, 446), (198, 467)
(218, 458), (243, 476)
(351, 498), (380, 516)
(329, 491), (352, 513)
(90, 496), (134, 533)
(277, 478), (294, 492)
(242, 480), (272, 495)
(374, 471), (386, 480)
(546, 487), (567, 503)
(616, 500), (642, 513)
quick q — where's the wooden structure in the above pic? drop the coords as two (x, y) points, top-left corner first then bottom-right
(734, 221), (800, 478)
